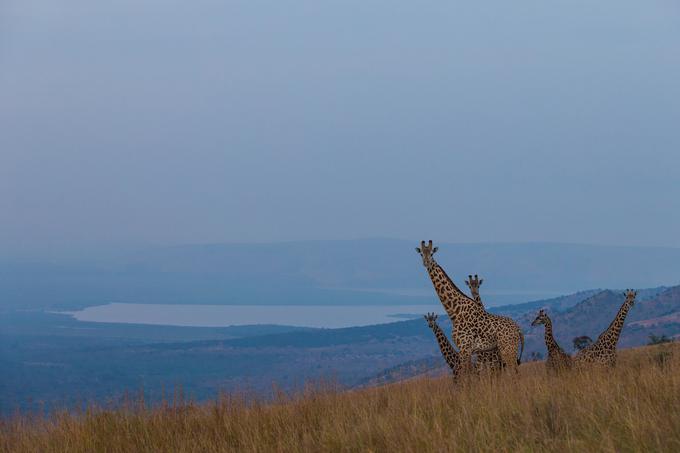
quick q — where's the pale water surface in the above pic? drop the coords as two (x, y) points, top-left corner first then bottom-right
(66, 303), (443, 329)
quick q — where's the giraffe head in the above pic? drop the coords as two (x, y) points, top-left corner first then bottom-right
(415, 240), (438, 268)
(465, 274), (483, 292)
(423, 312), (439, 329)
(624, 289), (637, 305)
(531, 309), (549, 326)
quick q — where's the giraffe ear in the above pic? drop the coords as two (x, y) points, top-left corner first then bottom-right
(432, 247), (439, 254)
(415, 247), (421, 254)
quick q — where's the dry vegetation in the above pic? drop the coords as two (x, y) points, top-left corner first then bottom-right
(2, 344), (679, 452)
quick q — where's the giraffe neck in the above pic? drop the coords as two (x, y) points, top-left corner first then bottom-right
(470, 288), (484, 307)
(432, 323), (453, 352)
(429, 322), (459, 370)
(426, 259), (481, 321)
(542, 317), (562, 354)
(595, 299), (634, 347)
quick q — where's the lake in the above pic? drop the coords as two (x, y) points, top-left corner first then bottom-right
(65, 303), (444, 329)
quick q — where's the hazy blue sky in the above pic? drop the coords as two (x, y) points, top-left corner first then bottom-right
(2, 0), (679, 254)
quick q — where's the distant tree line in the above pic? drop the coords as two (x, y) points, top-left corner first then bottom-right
(648, 334), (674, 345)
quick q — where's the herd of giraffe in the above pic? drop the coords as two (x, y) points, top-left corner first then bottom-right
(416, 240), (638, 377)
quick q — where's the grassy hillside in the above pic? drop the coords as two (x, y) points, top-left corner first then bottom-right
(3, 344), (679, 452)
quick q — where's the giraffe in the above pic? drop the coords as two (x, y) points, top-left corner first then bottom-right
(574, 289), (637, 367)
(465, 274), (510, 370)
(465, 274), (484, 307)
(424, 312), (461, 375)
(531, 309), (573, 373)
(416, 240), (524, 373)
(462, 274), (511, 370)
(424, 313), (501, 378)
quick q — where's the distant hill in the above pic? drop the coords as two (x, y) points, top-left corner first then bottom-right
(492, 286), (668, 317)
(491, 289), (603, 317)
(3, 240), (680, 309)
(519, 285), (680, 357)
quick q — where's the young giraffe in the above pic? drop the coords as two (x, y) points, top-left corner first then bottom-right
(574, 289), (637, 367)
(416, 240), (524, 373)
(424, 312), (461, 375)
(531, 309), (573, 373)
(423, 313), (501, 378)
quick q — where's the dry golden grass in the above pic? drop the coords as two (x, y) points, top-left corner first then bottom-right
(2, 344), (679, 452)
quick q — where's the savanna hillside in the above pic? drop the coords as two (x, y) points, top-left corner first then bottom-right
(3, 343), (679, 453)
(5, 284), (680, 414)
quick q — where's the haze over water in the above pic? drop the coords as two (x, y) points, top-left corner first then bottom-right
(66, 303), (444, 329)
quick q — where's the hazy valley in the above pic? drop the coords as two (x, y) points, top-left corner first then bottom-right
(3, 276), (680, 415)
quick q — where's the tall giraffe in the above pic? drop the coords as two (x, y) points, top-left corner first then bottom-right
(416, 240), (524, 372)
(574, 289), (637, 367)
(531, 309), (572, 373)
(424, 313), (502, 377)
